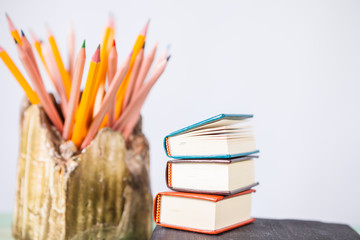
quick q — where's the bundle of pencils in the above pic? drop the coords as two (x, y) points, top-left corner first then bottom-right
(1, 14), (170, 149)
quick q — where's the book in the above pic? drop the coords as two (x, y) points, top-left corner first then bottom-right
(151, 218), (360, 240)
(164, 114), (259, 159)
(166, 156), (259, 195)
(153, 190), (255, 234)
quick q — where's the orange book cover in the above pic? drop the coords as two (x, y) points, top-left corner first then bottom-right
(153, 190), (255, 234)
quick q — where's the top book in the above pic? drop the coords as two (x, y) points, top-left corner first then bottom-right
(164, 114), (259, 159)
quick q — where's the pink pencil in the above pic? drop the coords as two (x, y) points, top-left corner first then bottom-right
(68, 24), (75, 79)
(63, 40), (86, 140)
(107, 40), (118, 126)
(113, 56), (170, 132)
(81, 52), (132, 149)
(131, 42), (158, 100)
(20, 30), (40, 77)
(121, 45), (144, 110)
(15, 40), (63, 132)
(42, 43), (68, 116)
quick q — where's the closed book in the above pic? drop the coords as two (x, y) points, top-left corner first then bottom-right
(153, 190), (255, 234)
(166, 156), (259, 195)
(164, 114), (259, 159)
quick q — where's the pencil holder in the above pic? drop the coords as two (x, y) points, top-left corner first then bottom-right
(12, 103), (153, 240)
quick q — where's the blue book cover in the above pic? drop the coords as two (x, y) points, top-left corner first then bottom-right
(163, 114), (259, 159)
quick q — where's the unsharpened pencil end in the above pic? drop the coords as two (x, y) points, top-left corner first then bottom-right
(166, 55), (171, 62)
(82, 40), (85, 48)
(129, 50), (133, 57)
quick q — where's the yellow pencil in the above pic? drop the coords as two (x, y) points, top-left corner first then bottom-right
(48, 27), (72, 99)
(0, 46), (39, 104)
(71, 45), (101, 147)
(114, 20), (149, 119)
(5, 14), (22, 46)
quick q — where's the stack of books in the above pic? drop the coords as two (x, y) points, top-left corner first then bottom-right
(153, 114), (259, 234)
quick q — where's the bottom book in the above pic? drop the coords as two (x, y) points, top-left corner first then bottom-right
(153, 189), (255, 234)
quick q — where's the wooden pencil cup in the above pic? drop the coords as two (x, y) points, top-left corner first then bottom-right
(12, 104), (153, 240)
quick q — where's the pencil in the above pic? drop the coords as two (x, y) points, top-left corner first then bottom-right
(81, 52), (132, 149)
(122, 44), (144, 110)
(113, 56), (169, 132)
(114, 20), (149, 119)
(91, 18), (115, 116)
(15, 40), (64, 132)
(107, 40), (118, 126)
(71, 45), (101, 147)
(68, 25), (75, 79)
(0, 46), (40, 104)
(48, 27), (72, 99)
(41, 43), (68, 116)
(31, 32), (62, 100)
(20, 30), (40, 77)
(63, 41), (86, 140)
(131, 42), (158, 101)
(5, 14), (22, 46)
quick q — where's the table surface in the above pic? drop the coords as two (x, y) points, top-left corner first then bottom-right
(0, 213), (359, 239)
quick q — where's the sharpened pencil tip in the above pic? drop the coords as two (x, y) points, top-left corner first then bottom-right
(82, 40), (85, 48)
(112, 39), (116, 47)
(142, 41), (146, 49)
(92, 45), (101, 63)
(166, 55), (171, 62)
(14, 38), (18, 44)
(140, 19), (150, 36)
(21, 29), (25, 37)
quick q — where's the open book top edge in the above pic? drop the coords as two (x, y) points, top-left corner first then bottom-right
(165, 114), (254, 139)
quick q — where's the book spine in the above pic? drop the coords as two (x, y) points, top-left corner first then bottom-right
(167, 162), (172, 187)
(164, 137), (171, 157)
(154, 194), (162, 223)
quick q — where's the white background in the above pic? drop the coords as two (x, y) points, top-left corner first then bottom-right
(0, 0), (359, 226)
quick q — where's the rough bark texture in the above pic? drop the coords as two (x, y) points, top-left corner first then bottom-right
(13, 105), (152, 240)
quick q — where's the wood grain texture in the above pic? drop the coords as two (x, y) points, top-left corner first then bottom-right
(13, 104), (152, 240)
(151, 218), (360, 240)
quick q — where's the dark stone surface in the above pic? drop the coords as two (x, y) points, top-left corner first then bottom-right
(151, 218), (360, 240)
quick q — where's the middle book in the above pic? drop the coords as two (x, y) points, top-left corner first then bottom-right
(166, 156), (258, 195)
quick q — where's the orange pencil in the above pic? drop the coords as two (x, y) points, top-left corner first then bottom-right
(131, 42), (158, 101)
(63, 41), (86, 140)
(71, 45), (101, 147)
(5, 14), (22, 46)
(0, 46), (40, 104)
(92, 18), (115, 116)
(48, 27), (72, 99)
(113, 56), (170, 132)
(81, 52), (132, 149)
(114, 20), (149, 119)
(122, 44), (144, 110)
(15, 40), (63, 132)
